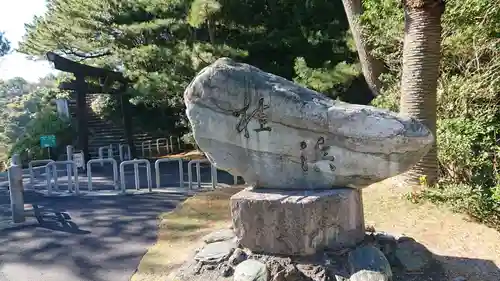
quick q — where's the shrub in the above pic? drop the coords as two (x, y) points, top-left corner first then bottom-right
(366, 0), (500, 226)
(9, 107), (75, 164)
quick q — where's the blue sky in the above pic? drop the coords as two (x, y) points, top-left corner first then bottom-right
(0, 0), (56, 82)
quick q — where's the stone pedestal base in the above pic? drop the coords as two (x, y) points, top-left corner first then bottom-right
(230, 187), (365, 256)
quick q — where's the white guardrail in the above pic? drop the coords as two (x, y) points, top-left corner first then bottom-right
(119, 144), (131, 162)
(119, 159), (152, 193)
(156, 138), (169, 154)
(87, 158), (119, 191)
(29, 159), (54, 185)
(23, 142), (242, 197)
(45, 160), (79, 196)
(98, 146), (114, 166)
(155, 158), (183, 189)
(187, 159), (218, 190)
(141, 141), (152, 158)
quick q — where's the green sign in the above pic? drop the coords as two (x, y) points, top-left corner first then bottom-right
(40, 135), (56, 148)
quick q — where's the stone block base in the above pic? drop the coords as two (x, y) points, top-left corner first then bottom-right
(230, 187), (365, 256)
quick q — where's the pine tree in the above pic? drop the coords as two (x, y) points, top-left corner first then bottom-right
(19, 0), (360, 131)
(0, 32), (9, 56)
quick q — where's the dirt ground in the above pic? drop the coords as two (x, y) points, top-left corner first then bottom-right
(131, 181), (500, 281)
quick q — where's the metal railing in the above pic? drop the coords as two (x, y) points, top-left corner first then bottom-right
(119, 144), (131, 162)
(119, 159), (152, 192)
(169, 136), (182, 152)
(29, 159), (55, 185)
(98, 146), (113, 166)
(187, 159), (217, 190)
(141, 140), (153, 158)
(156, 138), (169, 155)
(45, 161), (79, 196)
(87, 158), (119, 191)
(155, 158), (183, 189)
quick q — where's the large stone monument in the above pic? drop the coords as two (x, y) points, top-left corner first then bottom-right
(175, 58), (436, 281)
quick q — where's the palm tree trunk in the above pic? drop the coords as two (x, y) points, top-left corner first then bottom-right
(341, 0), (387, 97)
(399, 0), (445, 186)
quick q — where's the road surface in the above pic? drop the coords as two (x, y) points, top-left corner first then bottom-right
(0, 160), (235, 281)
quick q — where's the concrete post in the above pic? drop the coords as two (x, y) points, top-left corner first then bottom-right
(8, 164), (25, 223)
(11, 154), (20, 166)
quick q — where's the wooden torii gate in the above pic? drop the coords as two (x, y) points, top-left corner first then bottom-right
(46, 52), (136, 163)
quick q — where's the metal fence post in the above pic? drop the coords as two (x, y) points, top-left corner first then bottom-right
(119, 144), (131, 162)
(146, 162), (152, 192)
(196, 161), (201, 189)
(188, 161), (193, 190)
(98, 147), (106, 166)
(211, 165), (217, 189)
(52, 163), (59, 191)
(148, 141), (152, 157)
(8, 163), (25, 223)
(46, 163), (53, 196)
(133, 162), (140, 190)
(119, 162), (126, 193)
(156, 138), (167, 155)
(108, 145), (113, 160)
(179, 160), (184, 189)
(169, 136), (174, 153)
(141, 142), (148, 158)
(66, 145), (74, 192)
(119, 144), (124, 162)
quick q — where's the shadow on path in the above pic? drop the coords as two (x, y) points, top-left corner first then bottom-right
(0, 192), (187, 281)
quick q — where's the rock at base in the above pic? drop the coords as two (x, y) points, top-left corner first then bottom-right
(347, 246), (392, 279)
(233, 259), (268, 281)
(231, 187), (365, 256)
(349, 270), (390, 281)
(195, 240), (237, 264)
(204, 229), (237, 244)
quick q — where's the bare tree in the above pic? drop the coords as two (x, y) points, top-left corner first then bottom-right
(341, 0), (387, 97)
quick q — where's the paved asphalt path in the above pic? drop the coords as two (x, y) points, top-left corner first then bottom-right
(0, 160), (235, 281)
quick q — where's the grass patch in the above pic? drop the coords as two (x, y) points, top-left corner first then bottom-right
(131, 187), (242, 281)
(159, 150), (206, 161)
(133, 180), (500, 281)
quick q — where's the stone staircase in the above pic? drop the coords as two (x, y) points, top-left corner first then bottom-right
(68, 94), (165, 160)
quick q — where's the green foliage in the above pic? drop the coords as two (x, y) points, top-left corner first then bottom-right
(181, 132), (198, 150)
(19, 0), (358, 129)
(0, 32), (9, 56)
(293, 59), (360, 97)
(188, 0), (221, 28)
(10, 108), (75, 162)
(364, 0), (500, 225)
(0, 76), (71, 163)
